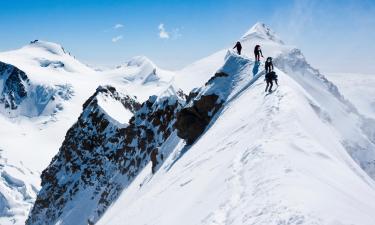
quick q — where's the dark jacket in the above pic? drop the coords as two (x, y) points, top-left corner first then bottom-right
(233, 42), (242, 50)
(254, 45), (263, 56)
(265, 61), (274, 73)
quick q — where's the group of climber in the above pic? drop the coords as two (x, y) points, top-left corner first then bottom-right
(149, 42), (278, 175)
(233, 41), (278, 93)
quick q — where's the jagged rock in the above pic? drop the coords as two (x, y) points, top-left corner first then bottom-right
(0, 61), (30, 110)
(175, 94), (222, 145)
(26, 86), (184, 225)
(0, 61), (75, 117)
(205, 72), (229, 85)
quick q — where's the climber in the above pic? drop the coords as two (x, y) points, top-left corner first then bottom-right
(265, 72), (274, 93)
(265, 57), (278, 86)
(151, 148), (163, 174)
(265, 57), (273, 73)
(254, 45), (263, 61)
(233, 41), (242, 55)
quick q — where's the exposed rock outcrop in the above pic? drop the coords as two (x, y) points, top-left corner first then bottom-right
(26, 85), (184, 225)
(0, 61), (30, 110)
(0, 61), (74, 117)
(175, 94), (222, 145)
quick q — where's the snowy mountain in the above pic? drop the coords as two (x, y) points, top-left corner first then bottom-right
(96, 23), (375, 225)
(26, 85), (184, 225)
(1, 22), (375, 225)
(0, 41), (177, 224)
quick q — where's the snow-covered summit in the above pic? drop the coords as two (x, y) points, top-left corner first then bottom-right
(174, 22), (288, 93)
(111, 56), (174, 85)
(241, 22), (284, 45)
(0, 40), (95, 77)
(22, 40), (70, 57)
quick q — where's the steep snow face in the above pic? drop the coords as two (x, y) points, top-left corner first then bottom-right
(0, 62), (30, 112)
(173, 23), (289, 93)
(98, 52), (375, 225)
(274, 49), (375, 179)
(26, 85), (184, 225)
(177, 22), (375, 180)
(0, 61), (74, 117)
(175, 51), (261, 145)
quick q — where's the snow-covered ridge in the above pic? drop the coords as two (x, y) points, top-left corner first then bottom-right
(98, 33), (375, 225)
(1, 21), (375, 225)
(23, 40), (70, 56)
(0, 40), (96, 77)
(273, 47), (375, 179)
(26, 85), (184, 225)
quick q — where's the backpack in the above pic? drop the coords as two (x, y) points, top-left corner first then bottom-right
(265, 71), (277, 81)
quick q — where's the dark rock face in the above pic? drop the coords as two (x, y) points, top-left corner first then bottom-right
(175, 94), (222, 145)
(0, 61), (30, 110)
(175, 71), (230, 145)
(26, 86), (183, 225)
(205, 72), (229, 86)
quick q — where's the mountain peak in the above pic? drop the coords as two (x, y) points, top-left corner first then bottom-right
(23, 40), (70, 56)
(125, 56), (156, 68)
(241, 22), (284, 44)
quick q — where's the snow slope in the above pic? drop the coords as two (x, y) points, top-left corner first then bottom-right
(97, 25), (375, 225)
(0, 41), (178, 225)
(2, 22), (375, 225)
(0, 40), (177, 172)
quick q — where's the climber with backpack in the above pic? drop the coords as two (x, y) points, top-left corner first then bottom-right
(254, 45), (263, 61)
(233, 41), (242, 55)
(265, 57), (278, 93)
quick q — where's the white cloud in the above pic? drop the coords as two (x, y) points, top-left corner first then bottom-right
(158, 23), (170, 39)
(112, 35), (123, 43)
(114, 24), (124, 29)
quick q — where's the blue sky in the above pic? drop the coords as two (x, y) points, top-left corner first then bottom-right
(0, 0), (374, 73)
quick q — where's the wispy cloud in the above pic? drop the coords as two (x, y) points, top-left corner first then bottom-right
(158, 23), (170, 39)
(158, 23), (183, 40)
(112, 35), (123, 43)
(114, 23), (124, 29)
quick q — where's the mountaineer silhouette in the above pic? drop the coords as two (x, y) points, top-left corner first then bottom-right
(264, 57), (278, 92)
(233, 41), (242, 55)
(254, 45), (263, 61)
